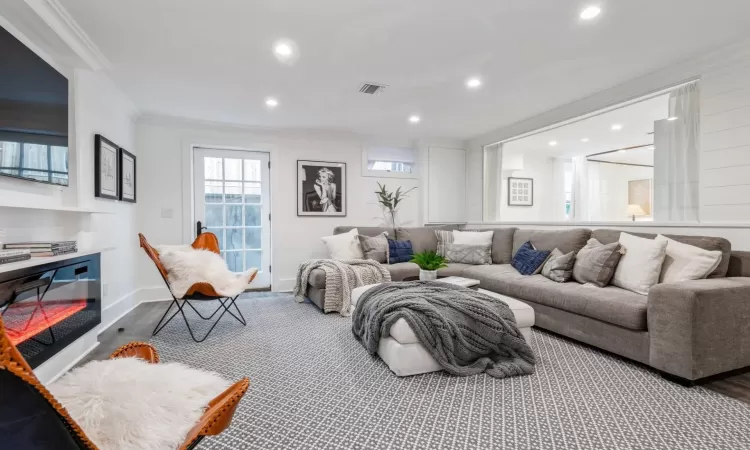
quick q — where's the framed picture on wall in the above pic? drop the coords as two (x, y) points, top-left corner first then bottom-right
(297, 160), (347, 216)
(508, 177), (533, 206)
(119, 148), (136, 203)
(94, 134), (120, 200)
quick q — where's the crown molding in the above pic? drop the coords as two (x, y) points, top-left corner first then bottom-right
(24, 0), (112, 71)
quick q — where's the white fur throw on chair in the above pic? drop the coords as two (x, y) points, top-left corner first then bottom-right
(49, 357), (231, 450)
(157, 245), (256, 298)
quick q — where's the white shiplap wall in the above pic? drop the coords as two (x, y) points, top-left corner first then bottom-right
(701, 43), (750, 221)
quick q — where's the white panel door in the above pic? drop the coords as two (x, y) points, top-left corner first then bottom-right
(193, 148), (271, 288)
(428, 147), (466, 223)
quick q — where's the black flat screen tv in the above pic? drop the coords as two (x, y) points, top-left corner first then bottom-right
(0, 25), (69, 186)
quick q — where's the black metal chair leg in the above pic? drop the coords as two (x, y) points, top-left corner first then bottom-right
(218, 296), (246, 326)
(177, 299), (231, 343)
(152, 299), (180, 337)
(183, 299), (224, 320)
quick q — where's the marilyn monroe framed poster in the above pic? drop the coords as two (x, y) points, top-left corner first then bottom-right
(297, 160), (346, 217)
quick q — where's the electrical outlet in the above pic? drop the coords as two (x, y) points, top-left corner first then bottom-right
(102, 283), (109, 298)
(161, 208), (174, 219)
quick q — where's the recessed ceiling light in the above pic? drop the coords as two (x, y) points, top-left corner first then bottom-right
(409, 115), (421, 124)
(667, 116), (678, 121)
(611, 124), (623, 131)
(466, 77), (482, 89)
(618, 150), (627, 153)
(581, 138), (589, 142)
(580, 6), (601, 20)
(265, 97), (278, 108)
(549, 141), (558, 146)
(274, 43), (292, 57)
(273, 39), (298, 64)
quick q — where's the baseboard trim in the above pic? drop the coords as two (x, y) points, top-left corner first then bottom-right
(136, 286), (172, 303)
(276, 278), (296, 292)
(99, 290), (138, 335)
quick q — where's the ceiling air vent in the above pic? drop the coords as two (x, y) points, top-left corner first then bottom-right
(359, 83), (387, 95)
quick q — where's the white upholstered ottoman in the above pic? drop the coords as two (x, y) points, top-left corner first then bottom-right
(351, 284), (535, 377)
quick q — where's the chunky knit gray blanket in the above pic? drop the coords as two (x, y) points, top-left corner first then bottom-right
(293, 259), (391, 316)
(352, 281), (536, 378)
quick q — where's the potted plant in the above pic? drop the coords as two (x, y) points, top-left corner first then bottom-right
(410, 250), (448, 281)
(375, 182), (416, 227)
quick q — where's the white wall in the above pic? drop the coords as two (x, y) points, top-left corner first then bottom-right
(134, 117), (463, 295)
(700, 48), (750, 221)
(465, 38), (750, 224)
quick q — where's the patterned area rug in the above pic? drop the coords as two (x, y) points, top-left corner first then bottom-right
(150, 293), (750, 450)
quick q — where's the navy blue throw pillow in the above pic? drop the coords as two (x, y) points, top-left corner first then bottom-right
(388, 239), (414, 264)
(512, 241), (551, 275)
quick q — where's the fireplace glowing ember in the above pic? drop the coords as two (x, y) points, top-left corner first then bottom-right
(4, 300), (87, 345)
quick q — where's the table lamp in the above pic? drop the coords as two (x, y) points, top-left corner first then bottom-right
(627, 204), (646, 222)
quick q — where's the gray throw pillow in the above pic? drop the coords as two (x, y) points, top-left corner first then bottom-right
(357, 232), (389, 263)
(434, 230), (454, 257)
(572, 238), (623, 287)
(541, 248), (576, 282)
(444, 243), (492, 265)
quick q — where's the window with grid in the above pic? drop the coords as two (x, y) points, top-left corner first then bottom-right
(202, 157), (263, 273)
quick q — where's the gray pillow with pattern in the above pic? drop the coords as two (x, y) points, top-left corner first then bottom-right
(434, 229), (454, 257)
(541, 248), (576, 282)
(572, 238), (623, 287)
(444, 243), (492, 265)
(356, 232), (389, 263)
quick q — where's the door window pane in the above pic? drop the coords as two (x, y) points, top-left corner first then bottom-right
(245, 228), (261, 249)
(225, 182), (242, 203)
(225, 158), (242, 181)
(204, 157), (222, 180)
(245, 205), (261, 226)
(205, 181), (222, 203)
(226, 228), (243, 250)
(226, 205), (243, 226)
(244, 160), (261, 181)
(206, 228), (224, 250)
(205, 205), (224, 226)
(244, 183), (261, 203)
(22, 144), (48, 170)
(225, 251), (243, 272)
(245, 251), (262, 270)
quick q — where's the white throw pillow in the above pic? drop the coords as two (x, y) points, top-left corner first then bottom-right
(321, 228), (364, 260)
(452, 230), (494, 246)
(611, 232), (667, 295)
(655, 234), (722, 283)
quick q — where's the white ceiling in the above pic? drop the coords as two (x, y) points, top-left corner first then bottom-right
(503, 93), (668, 163)
(57, 0), (750, 139)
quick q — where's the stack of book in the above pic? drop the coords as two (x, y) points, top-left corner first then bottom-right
(3, 241), (78, 258)
(0, 249), (32, 265)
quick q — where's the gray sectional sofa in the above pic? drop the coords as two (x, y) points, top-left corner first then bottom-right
(305, 225), (750, 383)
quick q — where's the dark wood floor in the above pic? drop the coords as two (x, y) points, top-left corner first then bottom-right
(83, 300), (750, 405)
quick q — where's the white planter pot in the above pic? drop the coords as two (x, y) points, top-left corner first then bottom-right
(419, 269), (438, 281)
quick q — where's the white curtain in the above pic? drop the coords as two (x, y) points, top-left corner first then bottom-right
(483, 143), (502, 221)
(572, 156), (589, 221)
(572, 156), (605, 222)
(654, 82), (700, 221)
(550, 157), (569, 221)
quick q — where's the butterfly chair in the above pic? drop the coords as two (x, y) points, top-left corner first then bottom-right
(0, 316), (249, 449)
(139, 233), (257, 343)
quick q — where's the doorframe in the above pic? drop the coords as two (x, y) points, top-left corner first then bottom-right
(180, 137), (276, 287)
